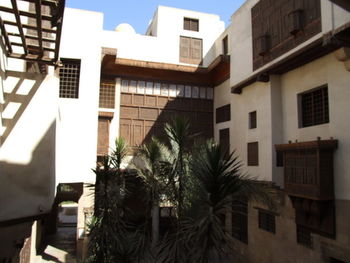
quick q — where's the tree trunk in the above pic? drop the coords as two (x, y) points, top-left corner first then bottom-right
(151, 203), (160, 247)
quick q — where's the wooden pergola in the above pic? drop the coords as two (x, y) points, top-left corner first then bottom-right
(0, 0), (65, 66)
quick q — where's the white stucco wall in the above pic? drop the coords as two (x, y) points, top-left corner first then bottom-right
(56, 8), (103, 184)
(102, 6), (225, 67)
(0, 72), (58, 221)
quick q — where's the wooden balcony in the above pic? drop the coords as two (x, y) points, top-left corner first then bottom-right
(275, 139), (338, 200)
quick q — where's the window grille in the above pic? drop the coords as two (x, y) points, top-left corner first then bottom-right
(99, 83), (116, 108)
(296, 225), (313, 248)
(300, 86), (329, 127)
(59, 59), (81, 98)
(258, 210), (275, 233)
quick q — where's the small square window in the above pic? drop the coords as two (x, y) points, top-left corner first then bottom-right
(299, 85), (329, 128)
(184, 17), (199, 31)
(216, 104), (231, 123)
(258, 210), (275, 233)
(249, 111), (257, 129)
(297, 225), (313, 248)
(247, 142), (259, 166)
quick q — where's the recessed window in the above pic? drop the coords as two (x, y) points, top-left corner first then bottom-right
(222, 35), (228, 55)
(216, 104), (231, 123)
(258, 210), (275, 233)
(232, 200), (248, 244)
(249, 111), (257, 129)
(184, 17), (199, 31)
(299, 85), (329, 128)
(219, 128), (230, 158)
(180, 36), (202, 64)
(99, 82), (116, 109)
(59, 59), (81, 98)
(297, 225), (313, 248)
(247, 142), (259, 166)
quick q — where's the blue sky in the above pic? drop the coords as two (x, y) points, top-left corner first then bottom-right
(66, 0), (246, 34)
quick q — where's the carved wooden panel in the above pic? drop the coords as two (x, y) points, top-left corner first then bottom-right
(97, 117), (110, 156)
(120, 79), (214, 147)
(252, 0), (321, 70)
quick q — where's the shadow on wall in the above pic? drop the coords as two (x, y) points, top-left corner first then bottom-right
(0, 120), (56, 259)
(118, 91), (214, 150)
(1, 70), (45, 145)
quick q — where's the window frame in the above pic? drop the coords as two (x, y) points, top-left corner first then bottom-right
(183, 17), (199, 32)
(249, 111), (257, 129)
(258, 210), (276, 234)
(59, 58), (81, 99)
(298, 85), (329, 128)
(247, 142), (259, 166)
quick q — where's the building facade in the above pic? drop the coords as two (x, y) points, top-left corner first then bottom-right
(1, 0), (349, 262)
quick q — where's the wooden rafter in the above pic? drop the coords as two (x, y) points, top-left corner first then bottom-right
(0, 0), (65, 65)
(35, 0), (43, 56)
(7, 32), (56, 43)
(4, 20), (56, 34)
(53, 0), (65, 62)
(10, 0), (28, 54)
(0, 5), (52, 21)
(0, 16), (12, 54)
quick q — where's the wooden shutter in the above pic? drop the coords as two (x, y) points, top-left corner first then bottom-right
(180, 36), (191, 63)
(247, 142), (259, 166)
(97, 117), (110, 156)
(191, 38), (202, 64)
(219, 128), (230, 158)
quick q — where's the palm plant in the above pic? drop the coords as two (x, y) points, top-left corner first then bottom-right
(86, 138), (130, 263)
(164, 116), (192, 215)
(133, 137), (171, 248)
(156, 140), (275, 263)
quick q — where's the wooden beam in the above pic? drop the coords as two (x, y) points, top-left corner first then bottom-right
(11, 42), (55, 53)
(7, 32), (56, 43)
(53, 0), (65, 62)
(4, 20), (56, 34)
(18, 0), (59, 7)
(10, 0), (28, 54)
(35, 0), (44, 56)
(0, 5), (52, 21)
(0, 16), (12, 54)
(8, 52), (55, 64)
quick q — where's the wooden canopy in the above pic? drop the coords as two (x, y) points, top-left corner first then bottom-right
(0, 0), (65, 65)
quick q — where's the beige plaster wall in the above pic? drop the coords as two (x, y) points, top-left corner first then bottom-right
(233, 198), (350, 263)
(280, 52), (350, 200)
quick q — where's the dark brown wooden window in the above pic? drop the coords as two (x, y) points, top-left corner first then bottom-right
(184, 17), (199, 31)
(97, 117), (110, 156)
(180, 36), (202, 64)
(219, 128), (230, 157)
(297, 225), (313, 248)
(258, 210), (275, 233)
(300, 86), (329, 128)
(222, 35), (228, 55)
(59, 59), (80, 98)
(276, 150), (283, 167)
(232, 200), (248, 244)
(216, 104), (231, 123)
(247, 142), (259, 166)
(99, 83), (115, 108)
(249, 111), (257, 129)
